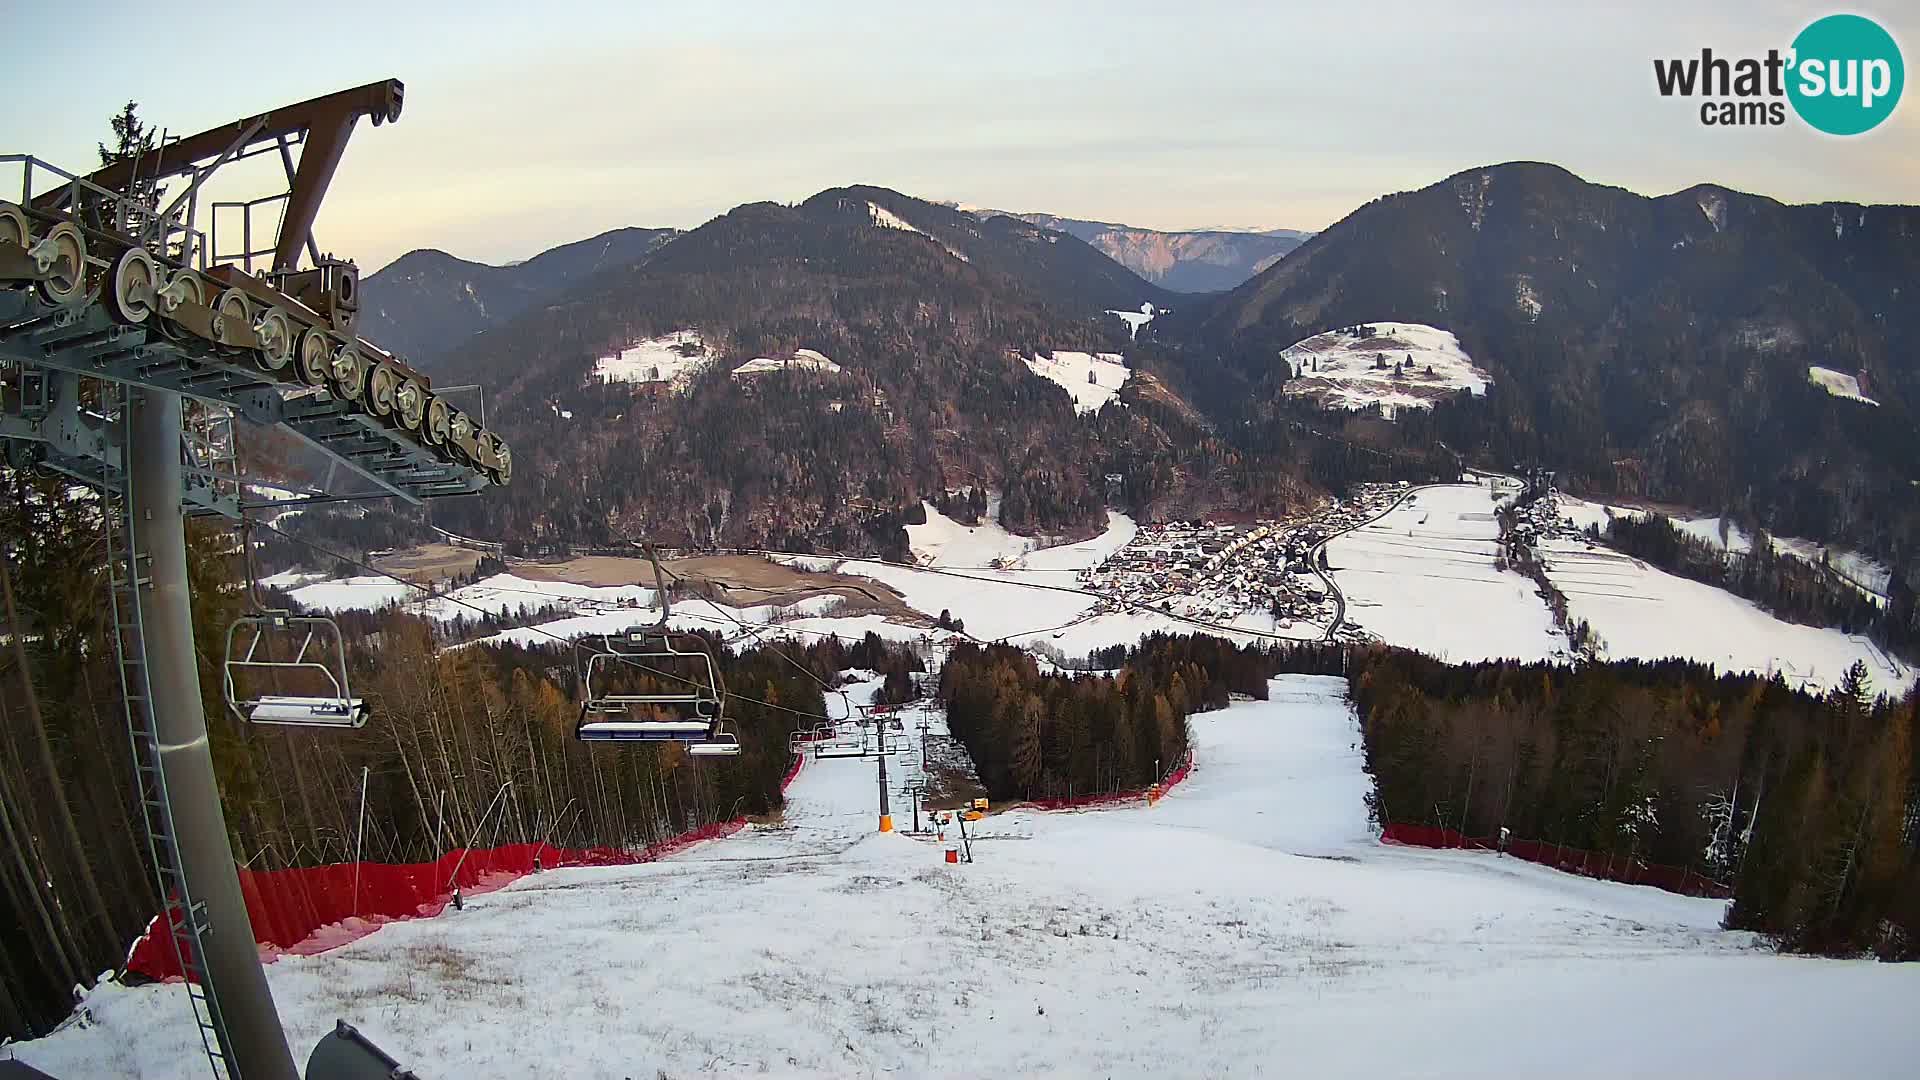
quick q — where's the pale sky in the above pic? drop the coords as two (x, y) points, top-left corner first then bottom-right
(6, 1), (1914, 272)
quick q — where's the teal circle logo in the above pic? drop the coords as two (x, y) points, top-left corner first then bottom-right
(1787, 14), (1904, 135)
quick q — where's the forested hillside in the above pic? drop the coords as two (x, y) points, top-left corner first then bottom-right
(415, 187), (1309, 554)
(1174, 161), (1920, 593)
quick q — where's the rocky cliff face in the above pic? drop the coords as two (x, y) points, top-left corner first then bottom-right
(968, 210), (1310, 292)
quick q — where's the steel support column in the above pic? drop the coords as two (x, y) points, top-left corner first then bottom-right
(129, 388), (298, 1080)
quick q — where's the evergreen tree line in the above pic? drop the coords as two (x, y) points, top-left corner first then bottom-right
(1600, 513), (1920, 664)
(1350, 647), (1918, 958)
(938, 634), (1348, 802)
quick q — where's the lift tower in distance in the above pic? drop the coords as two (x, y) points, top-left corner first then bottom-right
(0, 80), (512, 1080)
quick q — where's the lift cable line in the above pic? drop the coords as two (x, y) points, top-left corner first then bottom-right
(627, 536), (855, 717)
(3, 79), (514, 1080)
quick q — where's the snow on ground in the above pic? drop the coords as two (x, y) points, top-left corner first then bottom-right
(732, 348), (843, 378)
(1555, 493), (1643, 533)
(868, 201), (921, 233)
(1328, 482), (1565, 663)
(1021, 349), (1129, 414)
(1560, 506), (1894, 607)
(1279, 322), (1489, 417)
(1808, 365), (1878, 406)
(289, 572), (655, 620)
(834, 558), (1097, 642)
(591, 329), (714, 390)
(905, 498), (1037, 567)
(1540, 540), (1914, 695)
(1106, 302), (1158, 340)
(905, 504), (1138, 574)
(471, 594), (845, 648)
(29, 675), (1920, 1079)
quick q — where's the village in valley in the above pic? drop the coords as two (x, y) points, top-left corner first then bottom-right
(1075, 482), (1413, 636)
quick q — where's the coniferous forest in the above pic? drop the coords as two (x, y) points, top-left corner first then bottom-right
(1351, 647), (1918, 958)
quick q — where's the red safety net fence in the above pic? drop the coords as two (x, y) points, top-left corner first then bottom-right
(1023, 751), (1196, 813)
(1380, 823), (1733, 899)
(129, 748), (814, 982)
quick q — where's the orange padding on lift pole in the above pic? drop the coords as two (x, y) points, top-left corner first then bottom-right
(878, 814), (894, 833)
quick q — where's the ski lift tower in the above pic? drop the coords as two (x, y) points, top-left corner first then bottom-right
(0, 81), (510, 1080)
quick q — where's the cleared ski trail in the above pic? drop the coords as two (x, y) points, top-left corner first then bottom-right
(20, 677), (1920, 1078)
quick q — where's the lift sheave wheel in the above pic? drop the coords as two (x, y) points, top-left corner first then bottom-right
(394, 379), (427, 431)
(366, 361), (401, 418)
(329, 345), (367, 402)
(32, 223), (87, 306)
(253, 307), (294, 370)
(211, 288), (251, 347)
(106, 247), (158, 325)
(158, 269), (204, 315)
(0, 202), (29, 250)
(295, 327), (332, 386)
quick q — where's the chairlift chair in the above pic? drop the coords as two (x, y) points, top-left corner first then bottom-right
(686, 728), (742, 758)
(223, 610), (369, 729)
(575, 629), (727, 743)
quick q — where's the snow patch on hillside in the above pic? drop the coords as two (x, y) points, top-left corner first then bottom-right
(1022, 350), (1130, 414)
(592, 330), (713, 390)
(732, 348), (843, 378)
(1106, 302), (1158, 340)
(1514, 276), (1542, 321)
(906, 498), (1036, 567)
(868, 202), (921, 234)
(1808, 365), (1878, 405)
(1280, 322), (1489, 417)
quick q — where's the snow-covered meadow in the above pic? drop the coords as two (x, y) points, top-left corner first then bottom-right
(1539, 539), (1913, 695)
(24, 676), (1919, 1078)
(1021, 350), (1130, 414)
(591, 329), (714, 390)
(1327, 482), (1566, 663)
(1279, 322), (1489, 416)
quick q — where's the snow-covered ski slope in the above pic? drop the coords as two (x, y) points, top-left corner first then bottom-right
(24, 676), (1919, 1079)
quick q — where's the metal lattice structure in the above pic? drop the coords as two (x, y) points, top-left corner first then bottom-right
(0, 80), (501, 1080)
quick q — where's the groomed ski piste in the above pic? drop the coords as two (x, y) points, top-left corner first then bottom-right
(21, 676), (1920, 1078)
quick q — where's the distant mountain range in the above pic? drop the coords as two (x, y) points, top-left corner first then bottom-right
(964, 209), (1311, 292)
(359, 226), (679, 362)
(352, 168), (1920, 589)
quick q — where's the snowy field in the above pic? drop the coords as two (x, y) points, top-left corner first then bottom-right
(1021, 350), (1130, 414)
(1279, 322), (1489, 416)
(1540, 539), (1914, 695)
(289, 572), (656, 621)
(1106, 302), (1158, 340)
(26, 675), (1920, 1079)
(1327, 482), (1565, 663)
(1808, 365), (1878, 406)
(731, 348), (842, 378)
(592, 329), (714, 390)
